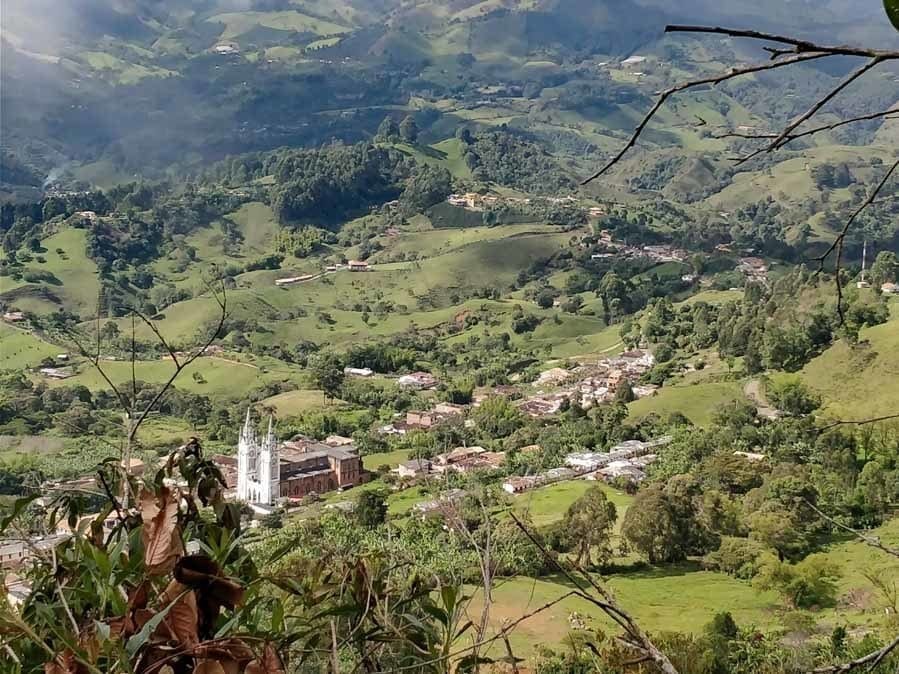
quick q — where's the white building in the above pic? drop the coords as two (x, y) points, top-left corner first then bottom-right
(398, 372), (437, 390)
(344, 367), (374, 377)
(565, 452), (609, 470)
(237, 411), (279, 506)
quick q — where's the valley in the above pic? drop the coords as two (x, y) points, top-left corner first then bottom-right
(1, 1), (899, 673)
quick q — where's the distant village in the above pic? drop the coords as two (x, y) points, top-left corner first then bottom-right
(1, 345), (669, 595)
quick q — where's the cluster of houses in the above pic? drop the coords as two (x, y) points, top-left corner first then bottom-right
(590, 230), (689, 265)
(397, 371), (438, 390)
(381, 402), (467, 435)
(396, 446), (507, 479)
(519, 350), (657, 416)
(274, 260), (371, 287)
(502, 436), (671, 494)
(738, 257), (769, 284)
(446, 192), (606, 219)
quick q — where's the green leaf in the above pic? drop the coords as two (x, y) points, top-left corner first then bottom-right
(886, 0), (899, 31)
(0, 495), (38, 535)
(125, 597), (180, 657)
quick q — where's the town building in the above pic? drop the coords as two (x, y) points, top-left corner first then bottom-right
(432, 446), (486, 473)
(236, 413), (365, 506)
(621, 55), (647, 68)
(414, 489), (465, 516)
(275, 275), (314, 287)
(39, 367), (73, 380)
(535, 367), (571, 387)
(398, 371), (438, 390)
(344, 367), (374, 377)
(0, 535), (69, 569)
(396, 459), (432, 479)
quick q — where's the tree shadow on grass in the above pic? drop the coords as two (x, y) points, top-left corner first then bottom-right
(537, 561), (703, 589)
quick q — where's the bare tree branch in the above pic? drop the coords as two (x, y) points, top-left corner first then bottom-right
(126, 280), (227, 445)
(663, 25), (899, 59)
(805, 501), (899, 560)
(712, 108), (899, 146)
(812, 158), (899, 323)
(65, 327), (131, 417)
(753, 57), (884, 158)
(817, 413), (899, 432)
(580, 51), (829, 185)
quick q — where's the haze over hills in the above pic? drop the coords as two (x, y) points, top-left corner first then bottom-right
(4, 1), (899, 671)
(2, 0), (896, 191)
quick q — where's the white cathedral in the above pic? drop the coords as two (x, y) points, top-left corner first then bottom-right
(237, 410), (280, 506)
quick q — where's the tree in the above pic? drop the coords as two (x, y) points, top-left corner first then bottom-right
(614, 380), (636, 404)
(766, 377), (821, 416)
(376, 116), (400, 142)
(870, 251), (898, 287)
(622, 486), (685, 564)
(472, 395), (524, 438)
(309, 351), (345, 403)
(560, 486), (618, 567)
(535, 288), (556, 309)
(399, 115), (419, 143)
(754, 553), (841, 609)
(747, 508), (808, 561)
(356, 489), (389, 528)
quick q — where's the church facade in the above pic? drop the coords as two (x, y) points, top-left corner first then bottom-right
(236, 412), (365, 505)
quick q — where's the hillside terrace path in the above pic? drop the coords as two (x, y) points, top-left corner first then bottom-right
(744, 379), (781, 420)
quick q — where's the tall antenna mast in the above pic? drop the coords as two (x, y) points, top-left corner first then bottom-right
(862, 239), (868, 283)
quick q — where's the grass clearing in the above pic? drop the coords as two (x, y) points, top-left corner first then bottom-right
(262, 389), (329, 417)
(1, 229), (100, 316)
(474, 569), (781, 659)
(628, 381), (743, 426)
(513, 480), (632, 528)
(362, 449), (411, 471)
(0, 323), (61, 369)
(792, 304), (899, 421)
(41, 356), (304, 398)
(208, 11), (348, 40)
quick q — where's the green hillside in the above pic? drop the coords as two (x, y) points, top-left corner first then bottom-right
(790, 299), (899, 421)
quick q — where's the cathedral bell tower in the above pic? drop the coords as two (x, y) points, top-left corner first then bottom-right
(236, 411), (280, 505)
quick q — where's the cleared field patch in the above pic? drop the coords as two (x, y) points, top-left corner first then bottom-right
(475, 569), (781, 659)
(208, 11), (348, 40)
(41, 356), (303, 397)
(8, 229), (100, 315)
(791, 308), (899, 421)
(628, 381), (744, 426)
(262, 389), (329, 417)
(362, 449), (411, 471)
(81, 51), (176, 84)
(0, 323), (61, 369)
(513, 480), (632, 528)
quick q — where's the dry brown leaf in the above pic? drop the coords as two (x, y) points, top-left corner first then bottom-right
(140, 486), (184, 575)
(193, 661), (227, 674)
(192, 638), (255, 664)
(245, 643), (285, 674)
(43, 650), (78, 674)
(175, 555), (245, 610)
(157, 580), (200, 648)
